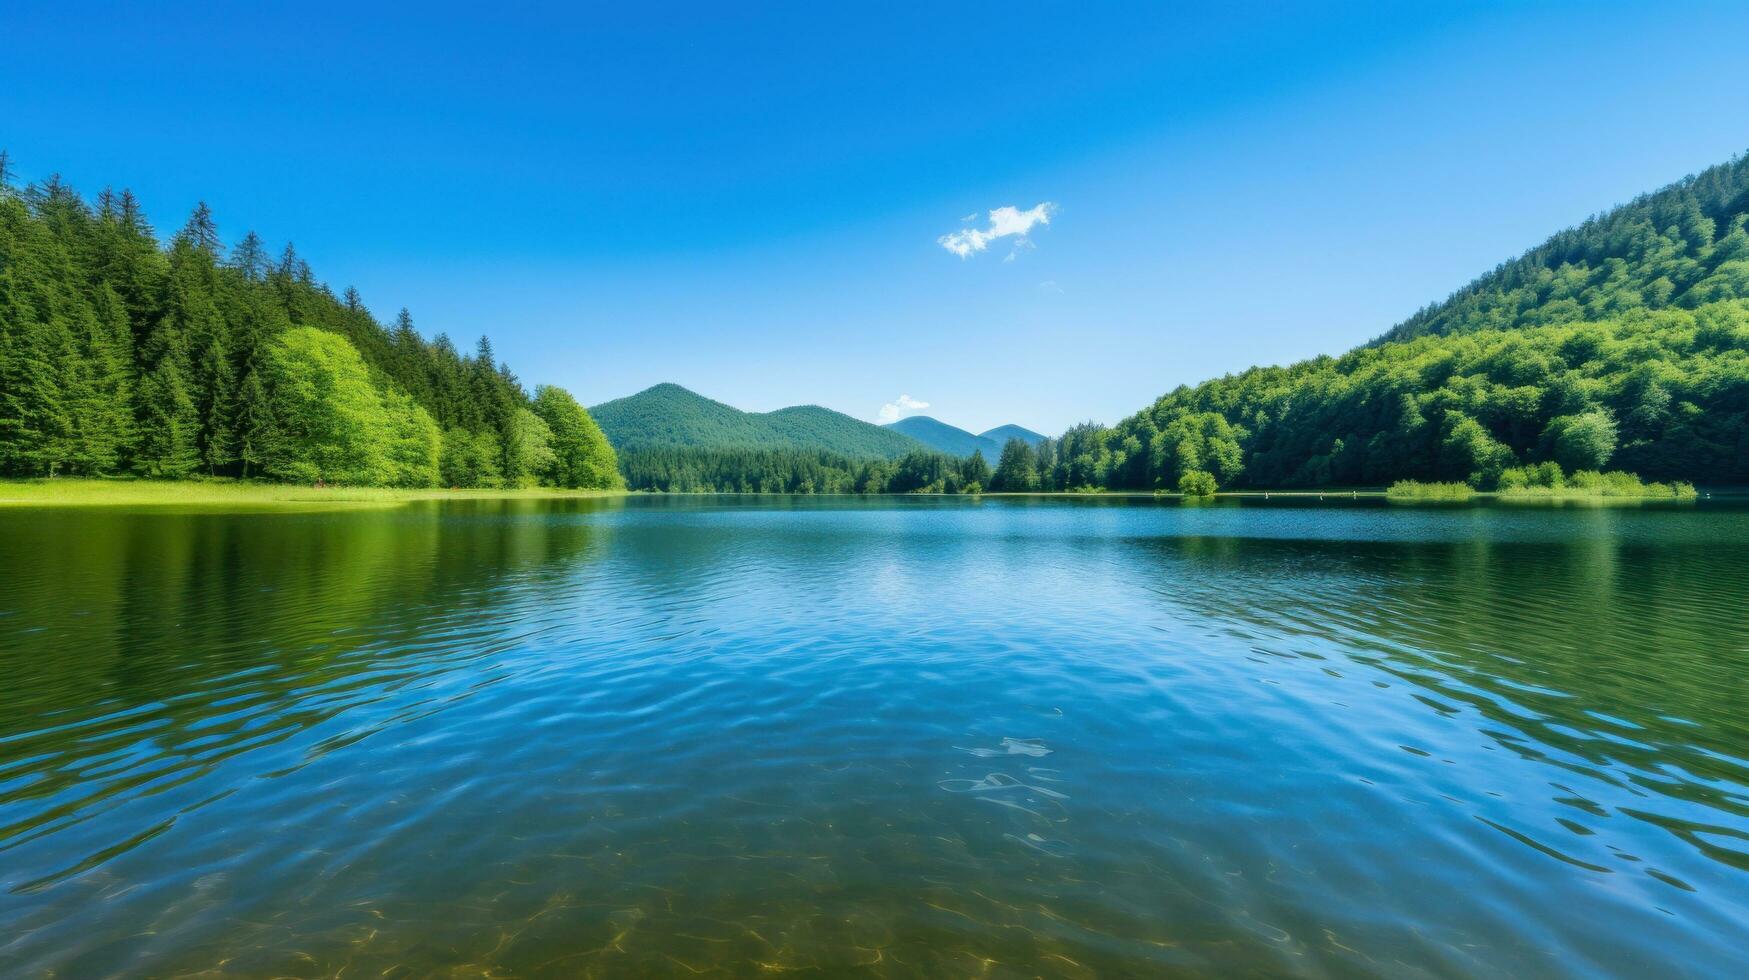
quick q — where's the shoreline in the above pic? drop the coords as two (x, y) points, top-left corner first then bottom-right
(0, 479), (628, 511)
(1, 480), (1723, 510)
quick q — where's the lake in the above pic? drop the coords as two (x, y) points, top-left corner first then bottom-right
(2, 495), (1746, 976)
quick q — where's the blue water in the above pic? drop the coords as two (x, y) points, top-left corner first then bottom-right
(1, 495), (1746, 976)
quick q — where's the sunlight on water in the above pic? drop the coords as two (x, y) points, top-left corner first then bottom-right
(1, 495), (1747, 976)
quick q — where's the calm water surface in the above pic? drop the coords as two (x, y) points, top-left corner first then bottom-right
(1, 495), (1747, 977)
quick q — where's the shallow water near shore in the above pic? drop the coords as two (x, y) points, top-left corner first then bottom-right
(2, 494), (1747, 976)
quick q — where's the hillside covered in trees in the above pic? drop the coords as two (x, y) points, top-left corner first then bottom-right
(1027, 306), (1749, 492)
(8, 149), (1748, 498)
(591, 383), (925, 457)
(883, 415), (1004, 458)
(1383, 153), (1749, 343)
(1018, 153), (1749, 494)
(0, 157), (619, 489)
(613, 152), (1749, 496)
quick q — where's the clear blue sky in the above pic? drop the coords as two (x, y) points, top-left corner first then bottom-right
(6, 2), (1749, 434)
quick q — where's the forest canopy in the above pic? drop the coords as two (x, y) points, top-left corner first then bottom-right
(1035, 153), (1749, 493)
(6, 150), (1749, 496)
(0, 158), (619, 489)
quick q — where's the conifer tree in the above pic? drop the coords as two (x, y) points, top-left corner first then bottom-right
(229, 231), (269, 282)
(70, 283), (136, 472)
(135, 346), (199, 477)
(990, 438), (1038, 492)
(179, 202), (221, 256)
(196, 331), (238, 474)
(236, 361), (272, 479)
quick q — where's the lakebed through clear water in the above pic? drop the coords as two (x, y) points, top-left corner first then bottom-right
(1, 494), (1746, 976)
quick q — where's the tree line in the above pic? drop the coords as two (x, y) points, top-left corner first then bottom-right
(1028, 153), (1749, 494)
(620, 446), (996, 494)
(8, 150), (1747, 497)
(1386, 152), (1749, 343)
(0, 157), (619, 488)
(465, 301), (1749, 498)
(1022, 303), (1749, 492)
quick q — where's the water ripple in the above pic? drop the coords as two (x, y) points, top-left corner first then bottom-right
(0, 496), (1746, 976)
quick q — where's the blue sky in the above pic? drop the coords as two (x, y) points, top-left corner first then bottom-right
(7, 2), (1749, 434)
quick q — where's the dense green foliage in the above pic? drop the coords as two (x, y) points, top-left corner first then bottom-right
(259, 327), (440, 486)
(0, 164), (617, 487)
(534, 386), (622, 490)
(592, 383), (924, 458)
(620, 445), (991, 494)
(883, 415), (1002, 458)
(1177, 470), (1217, 497)
(11, 152), (1747, 496)
(1495, 465), (1696, 499)
(1016, 153), (1749, 494)
(1386, 481), (1476, 502)
(1050, 303), (1749, 492)
(1384, 153), (1749, 343)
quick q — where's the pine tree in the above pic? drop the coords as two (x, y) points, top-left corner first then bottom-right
(0, 289), (76, 476)
(230, 230), (268, 282)
(155, 238), (234, 473)
(0, 193), (80, 476)
(92, 189), (166, 350)
(277, 242), (312, 284)
(134, 306), (200, 477)
(69, 284), (136, 473)
(991, 438), (1038, 492)
(178, 201), (221, 255)
(196, 331), (238, 474)
(236, 361), (272, 479)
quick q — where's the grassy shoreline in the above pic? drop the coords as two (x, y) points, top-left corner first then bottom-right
(1, 479), (1712, 510)
(0, 479), (627, 510)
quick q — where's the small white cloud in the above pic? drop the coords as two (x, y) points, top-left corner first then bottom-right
(878, 394), (930, 423)
(939, 202), (1056, 259)
(1037, 279), (1063, 294)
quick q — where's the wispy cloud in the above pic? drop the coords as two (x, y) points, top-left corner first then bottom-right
(878, 394), (930, 423)
(939, 202), (1056, 259)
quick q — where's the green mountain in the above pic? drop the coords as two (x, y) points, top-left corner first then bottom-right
(1045, 152), (1749, 492)
(1381, 153), (1749, 343)
(883, 418), (1048, 457)
(884, 416), (999, 457)
(979, 424), (1047, 448)
(591, 383), (925, 458)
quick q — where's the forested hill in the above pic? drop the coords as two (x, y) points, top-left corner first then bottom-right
(0, 158), (619, 488)
(884, 416), (1001, 458)
(1023, 153), (1749, 495)
(1382, 152), (1749, 343)
(591, 383), (925, 458)
(978, 424), (1046, 448)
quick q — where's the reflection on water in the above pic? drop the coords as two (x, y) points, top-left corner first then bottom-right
(1, 495), (1746, 976)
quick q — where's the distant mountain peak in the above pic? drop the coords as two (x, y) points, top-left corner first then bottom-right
(884, 416), (1046, 457)
(590, 383), (927, 458)
(978, 424), (1046, 447)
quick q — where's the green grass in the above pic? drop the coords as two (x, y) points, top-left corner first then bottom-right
(0, 479), (625, 511)
(1386, 480), (1477, 502)
(1498, 470), (1698, 500)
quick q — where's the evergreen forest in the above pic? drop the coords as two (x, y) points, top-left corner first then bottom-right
(0, 156), (619, 489)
